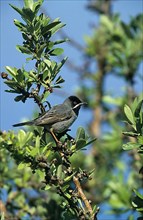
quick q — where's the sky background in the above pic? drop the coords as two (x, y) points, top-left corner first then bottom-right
(0, 1), (143, 219)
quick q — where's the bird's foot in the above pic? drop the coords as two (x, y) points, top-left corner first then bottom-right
(56, 141), (62, 147)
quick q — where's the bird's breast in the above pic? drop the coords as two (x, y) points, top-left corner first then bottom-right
(52, 115), (77, 133)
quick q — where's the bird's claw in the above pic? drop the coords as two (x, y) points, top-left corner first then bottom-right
(57, 141), (62, 147)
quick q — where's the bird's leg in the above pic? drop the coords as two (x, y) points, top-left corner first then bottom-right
(50, 128), (61, 145)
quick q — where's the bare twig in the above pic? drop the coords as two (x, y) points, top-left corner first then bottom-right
(73, 176), (94, 219)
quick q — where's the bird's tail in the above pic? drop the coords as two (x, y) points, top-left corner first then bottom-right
(13, 120), (34, 127)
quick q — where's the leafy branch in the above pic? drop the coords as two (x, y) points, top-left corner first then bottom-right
(0, 0), (98, 219)
(122, 95), (143, 217)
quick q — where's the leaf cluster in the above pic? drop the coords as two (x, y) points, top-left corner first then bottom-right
(85, 14), (143, 80)
(0, 126), (97, 219)
(123, 95), (143, 152)
(2, 0), (67, 109)
(1, 1), (98, 219)
(122, 96), (143, 217)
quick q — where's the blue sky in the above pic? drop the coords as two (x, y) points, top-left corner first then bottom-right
(0, 0), (142, 135)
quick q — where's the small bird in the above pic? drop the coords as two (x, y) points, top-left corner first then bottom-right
(13, 96), (85, 143)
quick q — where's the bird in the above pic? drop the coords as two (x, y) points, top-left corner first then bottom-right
(13, 96), (85, 144)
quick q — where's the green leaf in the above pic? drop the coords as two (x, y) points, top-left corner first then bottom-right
(109, 193), (125, 208)
(133, 189), (143, 200)
(24, 0), (34, 11)
(16, 69), (25, 82)
(14, 95), (24, 102)
(64, 172), (76, 183)
(85, 137), (97, 147)
(16, 45), (32, 54)
(44, 185), (51, 190)
(77, 198), (84, 210)
(76, 139), (86, 151)
(11, 3), (35, 22)
(132, 189), (143, 211)
(30, 146), (39, 157)
(17, 130), (26, 148)
(88, 168), (95, 177)
(36, 169), (45, 180)
(37, 43), (46, 57)
(100, 15), (113, 31)
(49, 48), (64, 56)
(76, 127), (86, 141)
(22, 8), (35, 22)
(42, 70), (50, 81)
(4, 80), (19, 90)
(26, 132), (34, 142)
(124, 104), (135, 125)
(14, 19), (27, 32)
(57, 165), (64, 179)
(122, 131), (140, 137)
(132, 97), (139, 113)
(10, 4), (24, 18)
(138, 136), (143, 145)
(18, 162), (26, 170)
(5, 66), (18, 77)
(54, 38), (69, 45)
(42, 21), (60, 36)
(34, 20), (41, 33)
(35, 135), (40, 148)
(5, 89), (21, 94)
(26, 57), (33, 62)
(45, 42), (54, 53)
(17, 130), (33, 148)
(52, 85), (62, 89)
(55, 76), (65, 84)
(103, 95), (123, 106)
(41, 91), (50, 103)
(134, 99), (143, 118)
(122, 142), (142, 150)
(0, 212), (5, 220)
(64, 192), (71, 199)
(57, 57), (68, 72)
(136, 117), (142, 134)
(50, 20), (66, 35)
(33, 0), (43, 14)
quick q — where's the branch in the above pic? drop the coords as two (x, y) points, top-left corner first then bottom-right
(73, 176), (94, 219)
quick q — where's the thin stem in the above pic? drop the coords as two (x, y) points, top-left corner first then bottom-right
(73, 176), (94, 219)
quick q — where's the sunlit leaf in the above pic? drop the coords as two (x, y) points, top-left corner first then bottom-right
(122, 142), (141, 150)
(134, 99), (143, 118)
(49, 48), (64, 56)
(76, 127), (86, 141)
(18, 162), (26, 170)
(124, 104), (135, 125)
(16, 45), (32, 54)
(122, 131), (139, 137)
(24, 0), (34, 11)
(5, 66), (17, 77)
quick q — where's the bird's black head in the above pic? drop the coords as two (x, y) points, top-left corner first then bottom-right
(64, 96), (84, 115)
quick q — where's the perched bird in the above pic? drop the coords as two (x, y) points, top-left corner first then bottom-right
(13, 96), (85, 143)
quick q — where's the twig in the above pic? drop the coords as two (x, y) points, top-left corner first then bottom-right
(73, 176), (94, 219)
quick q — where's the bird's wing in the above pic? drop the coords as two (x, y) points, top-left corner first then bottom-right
(34, 104), (72, 126)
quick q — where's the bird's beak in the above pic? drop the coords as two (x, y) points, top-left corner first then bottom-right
(72, 102), (87, 109)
